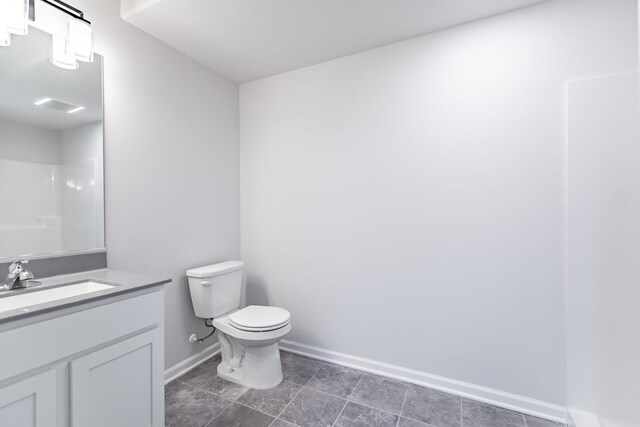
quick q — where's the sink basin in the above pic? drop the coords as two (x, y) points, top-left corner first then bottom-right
(0, 281), (115, 314)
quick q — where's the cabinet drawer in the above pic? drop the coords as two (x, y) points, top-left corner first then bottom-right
(0, 289), (163, 383)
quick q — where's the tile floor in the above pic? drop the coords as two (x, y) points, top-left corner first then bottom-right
(165, 351), (565, 427)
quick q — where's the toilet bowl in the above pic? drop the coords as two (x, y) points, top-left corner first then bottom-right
(213, 305), (291, 389)
(186, 262), (291, 389)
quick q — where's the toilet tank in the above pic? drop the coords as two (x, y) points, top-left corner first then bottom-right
(186, 261), (244, 319)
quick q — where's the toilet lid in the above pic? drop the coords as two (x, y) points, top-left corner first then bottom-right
(228, 306), (290, 331)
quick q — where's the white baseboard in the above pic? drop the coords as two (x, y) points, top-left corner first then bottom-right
(164, 342), (221, 384)
(280, 340), (568, 424)
(568, 408), (601, 427)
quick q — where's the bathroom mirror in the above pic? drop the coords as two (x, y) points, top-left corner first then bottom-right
(0, 27), (104, 260)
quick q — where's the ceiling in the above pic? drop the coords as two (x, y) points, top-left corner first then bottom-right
(0, 27), (103, 131)
(122, 0), (548, 83)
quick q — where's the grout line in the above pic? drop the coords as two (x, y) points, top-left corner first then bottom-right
(234, 401), (282, 420)
(303, 386), (418, 420)
(330, 399), (349, 427)
(271, 382), (305, 424)
(303, 385), (407, 419)
(395, 386), (409, 427)
(229, 380), (304, 423)
(206, 400), (235, 427)
(346, 373), (364, 400)
(288, 354), (415, 419)
(302, 387), (352, 404)
(176, 353), (545, 427)
(399, 414), (439, 427)
(305, 362), (326, 386)
(280, 347), (567, 424)
(197, 377), (216, 392)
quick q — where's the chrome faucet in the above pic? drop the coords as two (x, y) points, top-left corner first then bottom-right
(1, 260), (35, 291)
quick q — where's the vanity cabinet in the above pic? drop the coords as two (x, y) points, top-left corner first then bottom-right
(70, 330), (163, 427)
(0, 370), (56, 427)
(0, 285), (165, 427)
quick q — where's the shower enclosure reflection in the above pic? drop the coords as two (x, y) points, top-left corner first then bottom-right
(0, 27), (104, 259)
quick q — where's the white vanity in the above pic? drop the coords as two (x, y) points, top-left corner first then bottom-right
(0, 270), (169, 427)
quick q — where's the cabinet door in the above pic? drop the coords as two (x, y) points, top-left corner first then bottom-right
(70, 330), (163, 427)
(0, 370), (56, 427)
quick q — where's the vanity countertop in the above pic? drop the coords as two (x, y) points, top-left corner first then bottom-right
(0, 269), (171, 324)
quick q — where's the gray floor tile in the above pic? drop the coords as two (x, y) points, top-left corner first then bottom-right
(168, 354), (558, 427)
(281, 352), (328, 386)
(402, 385), (461, 427)
(237, 381), (302, 416)
(335, 401), (399, 427)
(523, 415), (565, 427)
(280, 388), (347, 427)
(201, 376), (249, 401)
(165, 389), (231, 427)
(165, 380), (198, 410)
(179, 362), (218, 388)
(398, 418), (431, 427)
(462, 399), (525, 427)
(306, 364), (362, 398)
(206, 403), (274, 427)
(349, 374), (408, 415)
(202, 355), (222, 368)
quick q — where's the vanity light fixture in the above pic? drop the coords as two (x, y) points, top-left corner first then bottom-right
(0, 0), (94, 70)
(1, 0), (29, 37)
(51, 34), (79, 69)
(66, 18), (93, 62)
(33, 0), (94, 69)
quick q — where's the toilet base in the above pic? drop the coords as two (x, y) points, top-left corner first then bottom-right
(217, 341), (284, 390)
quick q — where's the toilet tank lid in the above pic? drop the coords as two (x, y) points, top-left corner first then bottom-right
(187, 261), (244, 278)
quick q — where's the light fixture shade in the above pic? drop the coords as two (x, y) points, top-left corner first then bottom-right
(51, 35), (78, 70)
(2, 0), (28, 36)
(0, 27), (11, 47)
(67, 19), (93, 62)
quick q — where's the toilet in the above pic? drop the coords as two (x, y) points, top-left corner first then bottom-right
(186, 261), (291, 389)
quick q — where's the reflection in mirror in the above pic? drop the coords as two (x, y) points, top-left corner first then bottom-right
(0, 27), (104, 259)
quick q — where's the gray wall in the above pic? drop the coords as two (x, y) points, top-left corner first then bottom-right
(76, 0), (240, 368)
(240, 0), (637, 407)
(567, 72), (640, 427)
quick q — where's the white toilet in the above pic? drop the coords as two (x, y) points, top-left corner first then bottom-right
(186, 261), (291, 389)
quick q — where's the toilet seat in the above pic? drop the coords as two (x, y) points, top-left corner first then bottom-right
(228, 305), (291, 332)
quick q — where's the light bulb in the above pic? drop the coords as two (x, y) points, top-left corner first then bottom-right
(2, 0), (28, 36)
(51, 35), (78, 70)
(66, 19), (93, 62)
